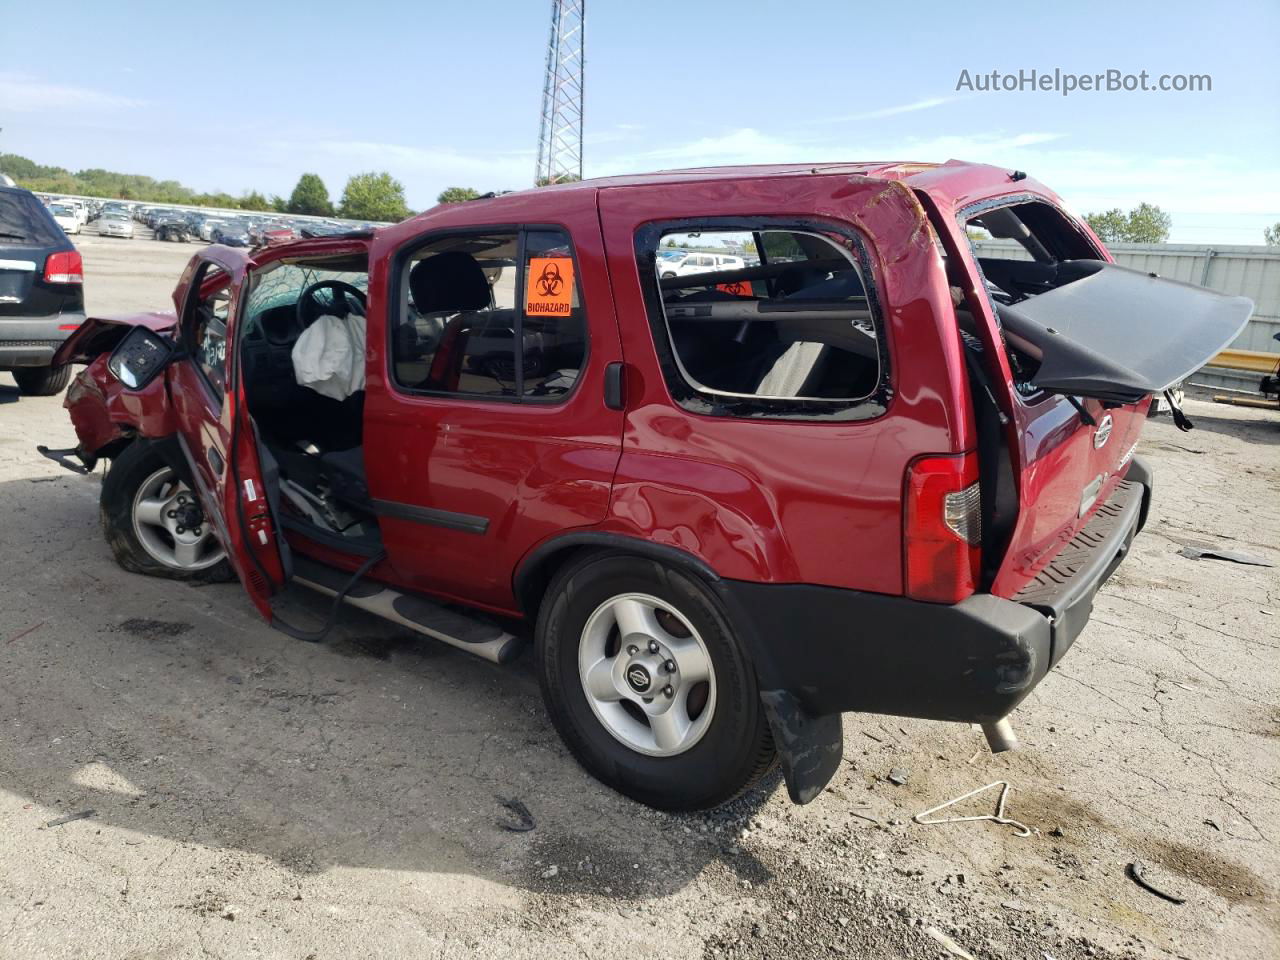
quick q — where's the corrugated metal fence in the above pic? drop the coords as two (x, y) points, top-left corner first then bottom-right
(970, 240), (1280, 394)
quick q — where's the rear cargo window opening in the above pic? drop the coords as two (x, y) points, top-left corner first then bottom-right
(959, 198), (1103, 400)
(636, 220), (889, 422)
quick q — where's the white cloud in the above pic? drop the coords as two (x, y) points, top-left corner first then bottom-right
(0, 73), (143, 112)
(592, 127), (1067, 174)
(826, 95), (960, 123)
(588, 126), (1279, 242)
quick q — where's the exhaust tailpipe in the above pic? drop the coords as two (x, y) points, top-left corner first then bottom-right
(981, 717), (1018, 753)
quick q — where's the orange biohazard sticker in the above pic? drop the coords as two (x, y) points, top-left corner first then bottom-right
(716, 280), (752, 297)
(526, 257), (574, 317)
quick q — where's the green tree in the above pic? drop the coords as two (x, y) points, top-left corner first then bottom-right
(536, 173), (582, 186)
(287, 173), (334, 216)
(338, 171), (410, 221)
(1123, 202), (1172, 243)
(1084, 203), (1171, 243)
(1083, 209), (1128, 242)
(239, 190), (272, 212)
(437, 186), (481, 204)
(1265, 223), (1280, 246)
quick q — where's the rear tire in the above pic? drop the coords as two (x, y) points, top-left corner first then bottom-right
(100, 441), (235, 582)
(536, 551), (777, 810)
(13, 364), (72, 396)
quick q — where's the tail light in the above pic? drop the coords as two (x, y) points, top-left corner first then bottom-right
(44, 250), (83, 284)
(904, 452), (981, 604)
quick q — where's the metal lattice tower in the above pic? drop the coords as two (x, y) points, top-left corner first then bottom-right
(535, 0), (584, 186)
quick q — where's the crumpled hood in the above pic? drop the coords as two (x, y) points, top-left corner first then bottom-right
(52, 310), (178, 366)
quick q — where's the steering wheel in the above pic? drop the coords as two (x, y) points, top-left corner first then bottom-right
(296, 280), (367, 328)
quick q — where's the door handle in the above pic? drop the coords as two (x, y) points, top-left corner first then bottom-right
(207, 447), (224, 474)
(604, 362), (625, 411)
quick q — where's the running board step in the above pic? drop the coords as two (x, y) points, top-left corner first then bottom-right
(291, 557), (523, 664)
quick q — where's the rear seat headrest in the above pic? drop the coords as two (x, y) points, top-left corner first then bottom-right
(409, 251), (491, 314)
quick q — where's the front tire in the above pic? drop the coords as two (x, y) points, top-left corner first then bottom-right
(100, 441), (234, 581)
(537, 551), (776, 810)
(13, 364), (72, 396)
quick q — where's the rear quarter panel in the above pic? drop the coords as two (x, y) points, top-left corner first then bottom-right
(597, 174), (972, 594)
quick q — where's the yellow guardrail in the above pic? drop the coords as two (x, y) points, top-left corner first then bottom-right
(1208, 348), (1279, 374)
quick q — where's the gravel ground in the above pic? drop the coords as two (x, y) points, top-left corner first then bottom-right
(0, 233), (1277, 959)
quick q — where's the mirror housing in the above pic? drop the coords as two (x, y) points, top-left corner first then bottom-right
(107, 326), (177, 390)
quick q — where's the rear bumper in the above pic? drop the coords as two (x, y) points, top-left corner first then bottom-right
(0, 313), (84, 367)
(720, 458), (1152, 801)
(727, 463), (1150, 724)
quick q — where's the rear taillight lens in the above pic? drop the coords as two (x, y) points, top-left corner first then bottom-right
(44, 250), (83, 284)
(904, 453), (981, 604)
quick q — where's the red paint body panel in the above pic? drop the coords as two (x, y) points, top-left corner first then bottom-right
(595, 174), (971, 594)
(63, 353), (177, 450)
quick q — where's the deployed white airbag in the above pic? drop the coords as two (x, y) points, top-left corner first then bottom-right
(291, 314), (366, 401)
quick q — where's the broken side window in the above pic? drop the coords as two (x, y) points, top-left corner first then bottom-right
(638, 223), (887, 421)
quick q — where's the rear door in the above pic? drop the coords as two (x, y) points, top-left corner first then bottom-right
(168, 248), (285, 617)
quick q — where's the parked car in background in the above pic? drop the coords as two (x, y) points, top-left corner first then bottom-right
(0, 185), (84, 395)
(657, 251), (745, 278)
(98, 212), (134, 239)
(262, 225), (297, 246)
(198, 218), (228, 242)
(212, 222), (251, 247)
(47, 203), (81, 235)
(153, 215), (191, 243)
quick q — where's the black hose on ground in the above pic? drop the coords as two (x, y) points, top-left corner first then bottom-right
(270, 549), (387, 644)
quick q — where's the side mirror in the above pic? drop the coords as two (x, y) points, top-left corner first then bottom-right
(107, 326), (177, 390)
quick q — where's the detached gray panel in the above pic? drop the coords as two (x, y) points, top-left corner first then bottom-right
(999, 260), (1254, 402)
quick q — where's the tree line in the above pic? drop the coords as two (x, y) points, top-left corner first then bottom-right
(16, 154), (1272, 245)
(0, 153), (413, 222)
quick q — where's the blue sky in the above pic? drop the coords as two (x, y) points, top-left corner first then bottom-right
(1, 0), (1276, 242)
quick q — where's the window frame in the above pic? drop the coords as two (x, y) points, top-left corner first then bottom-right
(181, 260), (232, 406)
(387, 222), (589, 406)
(633, 215), (891, 423)
(955, 193), (1105, 408)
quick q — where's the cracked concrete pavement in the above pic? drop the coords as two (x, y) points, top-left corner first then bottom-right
(0, 234), (1277, 958)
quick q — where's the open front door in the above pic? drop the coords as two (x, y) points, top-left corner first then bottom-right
(167, 248), (286, 618)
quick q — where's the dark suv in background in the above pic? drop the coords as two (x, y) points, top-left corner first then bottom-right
(0, 185), (85, 395)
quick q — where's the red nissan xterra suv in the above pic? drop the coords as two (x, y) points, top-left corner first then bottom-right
(44, 162), (1251, 810)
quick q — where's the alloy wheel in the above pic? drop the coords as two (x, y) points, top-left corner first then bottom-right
(130, 467), (225, 571)
(578, 592), (717, 757)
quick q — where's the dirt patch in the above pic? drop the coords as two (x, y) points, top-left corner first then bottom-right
(1142, 838), (1272, 906)
(115, 618), (193, 640)
(1015, 789), (1115, 840)
(698, 848), (1134, 960)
